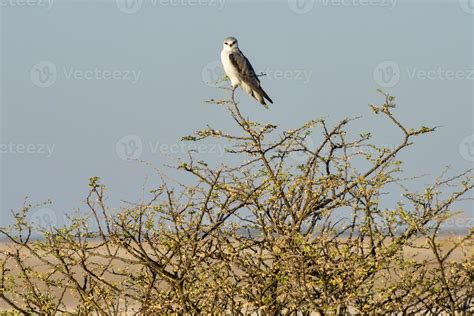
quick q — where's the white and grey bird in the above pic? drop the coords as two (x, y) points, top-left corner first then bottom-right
(220, 36), (273, 108)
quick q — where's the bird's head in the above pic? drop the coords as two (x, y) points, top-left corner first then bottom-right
(223, 36), (239, 51)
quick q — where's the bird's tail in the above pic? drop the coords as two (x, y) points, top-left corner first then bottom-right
(255, 87), (273, 109)
(260, 87), (273, 105)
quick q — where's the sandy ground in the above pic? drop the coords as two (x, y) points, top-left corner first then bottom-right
(0, 235), (471, 312)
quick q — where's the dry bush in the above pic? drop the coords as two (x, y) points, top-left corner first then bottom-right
(0, 91), (472, 315)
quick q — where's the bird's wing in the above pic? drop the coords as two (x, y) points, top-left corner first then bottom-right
(228, 50), (261, 88)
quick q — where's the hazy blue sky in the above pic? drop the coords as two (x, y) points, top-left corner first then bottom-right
(0, 0), (472, 229)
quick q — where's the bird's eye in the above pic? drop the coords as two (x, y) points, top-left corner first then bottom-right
(231, 41), (236, 45)
(225, 42), (228, 45)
